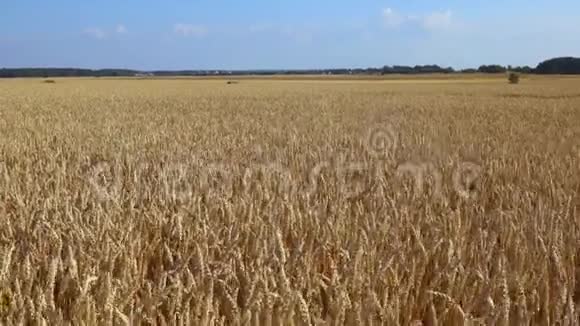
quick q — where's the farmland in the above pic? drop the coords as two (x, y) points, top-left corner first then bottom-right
(0, 75), (579, 325)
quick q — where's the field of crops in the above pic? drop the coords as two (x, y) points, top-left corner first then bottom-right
(0, 76), (579, 325)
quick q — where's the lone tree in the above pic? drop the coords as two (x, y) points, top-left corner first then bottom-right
(508, 72), (520, 84)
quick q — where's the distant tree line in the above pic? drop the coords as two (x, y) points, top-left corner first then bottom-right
(1, 57), (579, 78)
(0, 68), (138, 78)
(535, 57), (580, 74)
(380, 65), (454, 74)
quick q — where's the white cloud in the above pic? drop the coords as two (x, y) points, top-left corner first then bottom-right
(422, 11), (453, 30)
(382, 8), (405, 28)
(116, 24), (128, 34)
(83, 28), (106, 40)
(174, 24), (208, 37)
(381, 8), (454, 31)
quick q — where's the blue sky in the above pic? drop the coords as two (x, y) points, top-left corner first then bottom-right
(1, 0), (579, 70)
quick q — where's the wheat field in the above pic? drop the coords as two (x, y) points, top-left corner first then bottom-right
(0, 76), (579, 325)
